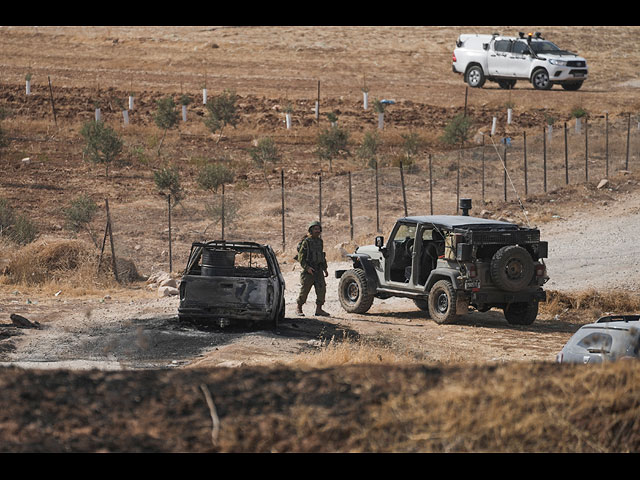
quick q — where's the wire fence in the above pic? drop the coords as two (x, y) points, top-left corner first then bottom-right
(194, 113), (640, 256)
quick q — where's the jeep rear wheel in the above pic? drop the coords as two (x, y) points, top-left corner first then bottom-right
(504, 301), (538, 325)
(490, 245), (534, 292)
(466, 65), (485, 88)
(428, 280), (459, 324)
(338, 268), (375, 314)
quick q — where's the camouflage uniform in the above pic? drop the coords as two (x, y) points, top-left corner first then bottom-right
(296, 231), (328, 310)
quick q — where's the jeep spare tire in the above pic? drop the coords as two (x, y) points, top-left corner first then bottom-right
(490, 245), (534, 292)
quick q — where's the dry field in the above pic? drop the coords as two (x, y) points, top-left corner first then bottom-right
(1, 26), (640, 453)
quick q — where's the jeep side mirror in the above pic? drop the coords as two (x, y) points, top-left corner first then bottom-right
(375, 236), (384, 249)
(483, 43), (489, 50)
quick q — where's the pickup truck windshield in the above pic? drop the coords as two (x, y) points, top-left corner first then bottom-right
(530, 41), (562, 54)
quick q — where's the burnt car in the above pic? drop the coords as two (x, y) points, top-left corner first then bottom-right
(556, 315), (640, 364)
(178, 241), (285, 330)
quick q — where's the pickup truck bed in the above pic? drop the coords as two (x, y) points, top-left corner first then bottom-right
(178, 241), (285, 329)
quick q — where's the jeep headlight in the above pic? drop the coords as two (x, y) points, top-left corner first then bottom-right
(548, 58), (568, 66)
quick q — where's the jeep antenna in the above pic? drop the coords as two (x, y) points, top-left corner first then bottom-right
(487, 134), (532, 228)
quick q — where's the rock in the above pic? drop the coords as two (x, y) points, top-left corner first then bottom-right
(159, 278), (177, 288)
(597, 179), (609, 189)
(158, 286), (179, 297)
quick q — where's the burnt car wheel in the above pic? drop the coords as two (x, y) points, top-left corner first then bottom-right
(490, 245), (534, 292)
(428, 279), (459, 324)
(338, 268), (374, 314)
(504, 301), (538, 325)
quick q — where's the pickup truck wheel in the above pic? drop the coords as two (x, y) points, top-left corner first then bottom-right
(428, 280), (459, 324)
(531, 69), (552, 90)
(504, 301), (538, 325)
(338, 268), (374, 314)
(561, 81), (583, 91)
(490, 245), (534, 292)
(465, 65), (485, 88)
(498, 79), (516, 89)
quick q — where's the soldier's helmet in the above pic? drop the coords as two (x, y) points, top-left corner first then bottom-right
(308, 221), (322, 232)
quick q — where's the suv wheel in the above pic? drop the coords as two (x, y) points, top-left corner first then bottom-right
(490, 245), (534, 292)
(338, 268), (375, 314)
(504, 301), (538, 325)
(428, 280), (459, 324)
(531, 69), (552, 90)
(466, 65), (486, 88)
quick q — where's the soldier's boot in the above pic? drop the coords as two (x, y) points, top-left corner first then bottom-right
(296, 304), (305, 316)
(315, 305), (330, 317)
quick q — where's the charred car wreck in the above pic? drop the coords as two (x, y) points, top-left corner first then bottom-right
(178, 241), (285, 329)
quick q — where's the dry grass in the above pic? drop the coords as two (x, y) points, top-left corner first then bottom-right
(0, 236), (143, 296)
(288, 333), (419, 369)
(542, 288), (640, 319)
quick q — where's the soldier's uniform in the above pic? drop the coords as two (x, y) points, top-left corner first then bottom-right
(296, 222), (329, 316)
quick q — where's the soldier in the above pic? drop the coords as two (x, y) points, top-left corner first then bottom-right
(296, 221), (330, 317)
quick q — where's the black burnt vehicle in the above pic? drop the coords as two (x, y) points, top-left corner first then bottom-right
(178, 241), (285, 330)
(336, 200), (549, 325)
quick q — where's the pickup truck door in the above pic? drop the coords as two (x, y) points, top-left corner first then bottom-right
(487, 39), (513, 76)
(509, 40), (534, 77)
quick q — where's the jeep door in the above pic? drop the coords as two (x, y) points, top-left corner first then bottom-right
(385, 221), (417, 285)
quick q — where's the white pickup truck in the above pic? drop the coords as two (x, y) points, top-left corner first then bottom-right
(452, 32), (588, 90)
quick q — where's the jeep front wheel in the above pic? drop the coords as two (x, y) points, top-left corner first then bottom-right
(428, 280), (459, 324)
(504, 301), (538, 325)
(466, 65), (486, 88)
(338, 269), (374, 314)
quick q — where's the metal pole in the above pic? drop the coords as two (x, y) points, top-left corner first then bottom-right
(348, 171), (354, 241)
(400, 161), (407, 216)
(280, 169), (285, 251)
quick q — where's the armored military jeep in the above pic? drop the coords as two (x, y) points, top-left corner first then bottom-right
(335, 200), (548, 325)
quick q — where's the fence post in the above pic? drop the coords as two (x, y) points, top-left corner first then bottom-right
(375, 160), (380, 233)
(221, 185), (225, 241)
(564, 122), (569, 185)
(281, 169), (285, 251)
(503, 144), (507, 202)
(543, 127), (547, 193)
(348, 171), (354, 241)
(523, 131), (528, 196)
(429, 154), (433, 215)
(399, 161), (407, 217)
(605, 113), (609, 178)
(105, 198), (119, 283)
(481, 136), (486, 204)
(318, 171), (322, 224)
(585, 117), (589, 182)
(168, 194), (172, 272)
(626, 113), (631, 170)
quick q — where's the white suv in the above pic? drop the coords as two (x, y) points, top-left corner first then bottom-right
(452, 32), (588, 90)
